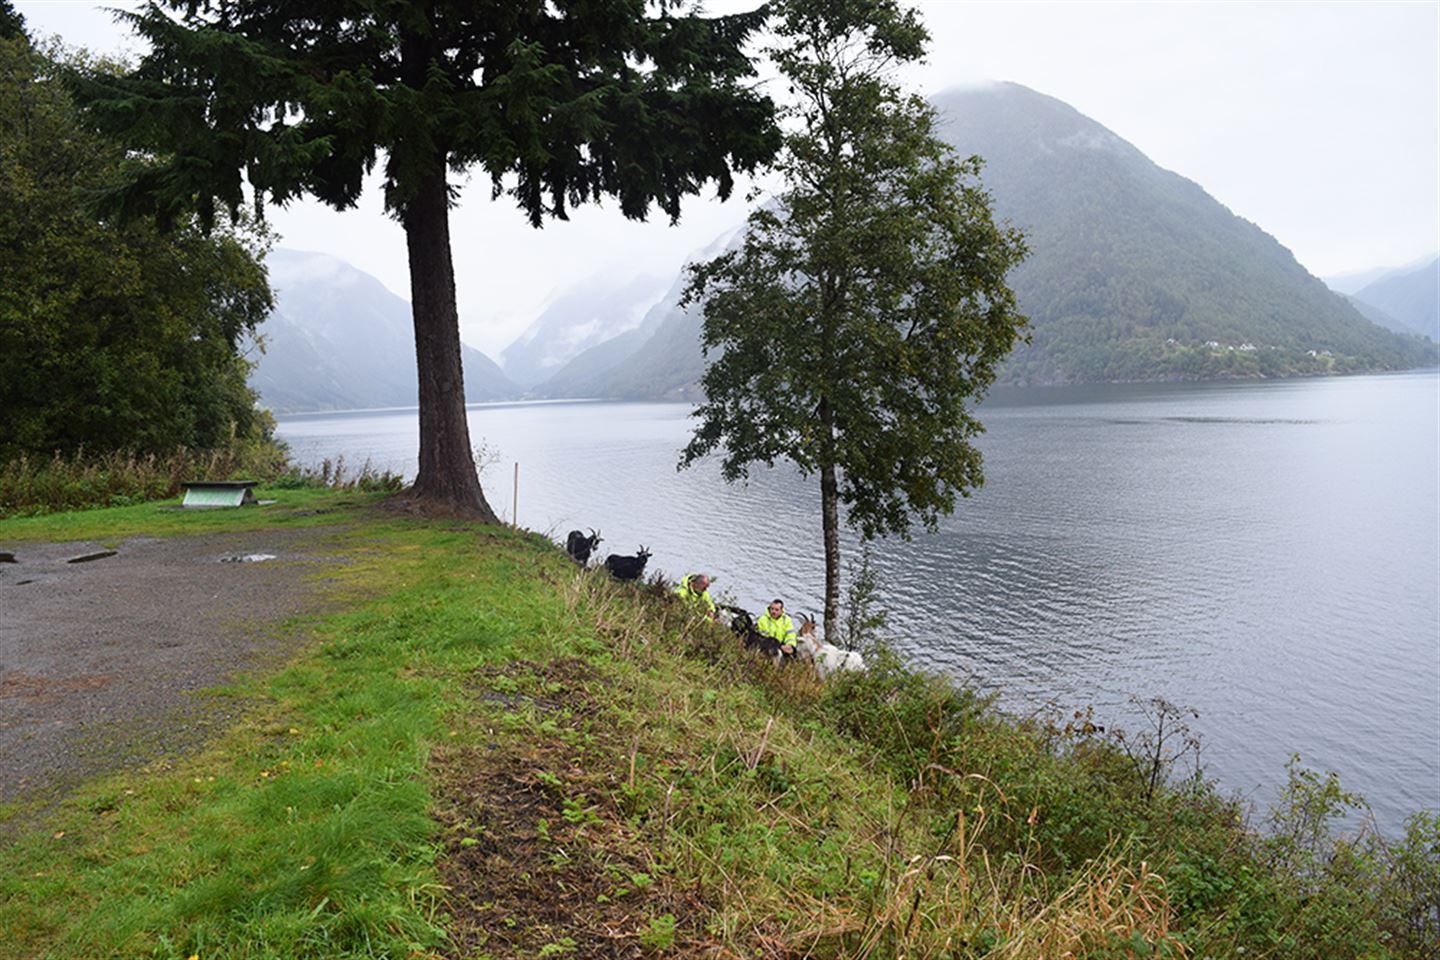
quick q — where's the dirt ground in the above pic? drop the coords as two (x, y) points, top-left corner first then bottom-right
(0, 527), (346, 810)
(435, 658), (725, 960)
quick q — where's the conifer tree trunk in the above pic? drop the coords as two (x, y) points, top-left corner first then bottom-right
(402, 163), (499, 523)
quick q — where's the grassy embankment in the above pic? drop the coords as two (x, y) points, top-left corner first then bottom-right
(0, 489), (1434, 959)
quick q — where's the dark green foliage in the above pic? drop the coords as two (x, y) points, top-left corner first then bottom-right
(842, 545), (888, 652)
(70, 0), (780, 229)
(0, 37), (273, 464)
(681, 0), (1027, 639)
(0, 1), (25, 43)
(1380, 813), (1440, 955)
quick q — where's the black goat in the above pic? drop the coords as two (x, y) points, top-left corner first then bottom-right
(604, 545), (651, 582)
(717, 604), (788, 661)
(564, 528), (603, 566)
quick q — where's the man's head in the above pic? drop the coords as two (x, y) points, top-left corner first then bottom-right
(767, 599), (784, 617)
(691, 574), (710, 592)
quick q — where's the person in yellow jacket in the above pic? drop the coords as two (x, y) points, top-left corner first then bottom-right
(675, 572), (718, 620)
(756, 599), (797, 655)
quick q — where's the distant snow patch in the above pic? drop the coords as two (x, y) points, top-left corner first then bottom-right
(265, 249), (362, 294)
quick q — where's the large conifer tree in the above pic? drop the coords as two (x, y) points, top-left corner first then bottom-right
(73, 1), (778, 519)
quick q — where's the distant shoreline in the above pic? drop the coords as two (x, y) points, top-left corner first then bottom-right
(265, 365), (1440, 419)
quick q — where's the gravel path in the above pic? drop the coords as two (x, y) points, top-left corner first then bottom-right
(0, 527), (347, 806)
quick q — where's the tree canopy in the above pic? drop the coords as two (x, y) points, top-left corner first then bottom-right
(0, 1), (25, 43)
(72, 0), (780, 518)
(680, 0), (1027, 640)
(0, 35), (272, 464)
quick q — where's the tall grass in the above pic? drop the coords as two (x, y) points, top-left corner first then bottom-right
(0, 441), (284, 517)
(0, 445), (403, 518)
(557, 567), (1438, 958)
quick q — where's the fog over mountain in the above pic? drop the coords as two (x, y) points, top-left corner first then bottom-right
(1323, 253), (1437, 296)
(498, 273), (669, 389)
(530, 226), (743, 399)
(1346, 256), (1438, 342)
(249, 249), (516, 413)
(530, 83), (1431, 399)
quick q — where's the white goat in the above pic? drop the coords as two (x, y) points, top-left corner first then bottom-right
(795, 615), (865, 678)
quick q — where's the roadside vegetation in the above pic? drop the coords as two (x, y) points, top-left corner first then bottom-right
(0, 439), (402, 519)
(1, 490), (1433, 959)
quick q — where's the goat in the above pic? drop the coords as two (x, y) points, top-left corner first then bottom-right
(717, 604), (787, 661)
(604, 545), (651, 582)
(564, 528), (603, 566)
(795, 614), (866, 678)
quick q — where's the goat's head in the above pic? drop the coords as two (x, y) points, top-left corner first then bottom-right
(794, 614), (821, 655)
(636, 545), (651, 561)
(588, 528), (603, 548)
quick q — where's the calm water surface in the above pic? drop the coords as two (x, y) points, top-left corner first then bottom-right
(277, 372), (1440, 831)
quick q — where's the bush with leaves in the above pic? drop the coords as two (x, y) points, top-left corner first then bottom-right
(0, 34), (273, 464)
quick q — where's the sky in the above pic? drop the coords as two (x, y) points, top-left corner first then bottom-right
(14, 0), (1440, 357)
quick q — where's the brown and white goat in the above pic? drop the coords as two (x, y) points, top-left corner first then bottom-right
(795, 614), (866, 678)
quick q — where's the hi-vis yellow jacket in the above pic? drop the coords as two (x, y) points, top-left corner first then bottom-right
(675, 574), (716, 615)
(756, 612), (795, 646)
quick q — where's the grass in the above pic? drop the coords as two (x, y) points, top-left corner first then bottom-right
(0, 493), (539, 957)
(0, 490), (1433, 959)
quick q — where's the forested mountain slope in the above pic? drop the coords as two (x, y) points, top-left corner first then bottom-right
(536, 83), (1431, 398)
(932, 83), (1432, 383)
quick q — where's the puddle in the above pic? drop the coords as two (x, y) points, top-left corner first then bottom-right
(67, 551), (118, 564)
(220, 554), (277, 563)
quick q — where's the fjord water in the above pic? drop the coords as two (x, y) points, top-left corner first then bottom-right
(277, 371), (1439, 830)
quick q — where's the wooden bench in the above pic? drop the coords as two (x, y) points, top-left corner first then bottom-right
(181, 480), (260, 508)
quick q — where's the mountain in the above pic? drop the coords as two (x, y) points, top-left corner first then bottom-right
(1324, 254), (1438, 297)
(1348, 257), (1438, 341)
(540, 83), (1431, 398)
(249, 249), (518, 413)
(528, 289), (676, 398)
(1323, 266), (1398, 297)
(926, 83), (1431, 383)
(530, 227), (743, 400)
(1342, 295), (1407, 335)
(499, 273), (668, 390)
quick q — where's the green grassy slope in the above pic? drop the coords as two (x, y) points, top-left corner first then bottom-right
(1, 492), (1431, 959)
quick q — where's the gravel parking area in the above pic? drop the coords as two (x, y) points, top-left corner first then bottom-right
(0, 527), (346, 806)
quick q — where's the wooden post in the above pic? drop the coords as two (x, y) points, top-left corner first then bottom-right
(512, 463), (519, 529)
